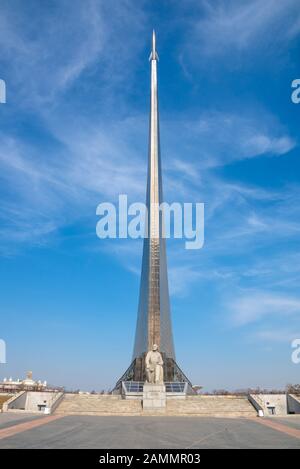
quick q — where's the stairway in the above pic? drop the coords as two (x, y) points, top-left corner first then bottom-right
(55, 393), (257, 417)
(55, 394), (142, 416)
(166, 396), (257, 417)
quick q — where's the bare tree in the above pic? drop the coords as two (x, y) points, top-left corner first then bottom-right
(286, 384), (300, 395)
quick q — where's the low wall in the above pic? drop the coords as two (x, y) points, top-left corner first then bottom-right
(48, 392), (64, 413)
(3, 391), (27, 412)
(3, 391), (64, 414)
(26, 392), (52, 411)
(249, 394), (287, 416)
(287, 394), (300, 414)
(0, 393), (14, 411)
(248, 394), (263, 414)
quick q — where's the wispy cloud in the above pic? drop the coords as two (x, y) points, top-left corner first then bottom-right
(169, 265), (202, 297)
(176, 111), (296, 168)
(0, 1), (299, 316)
(0, 0), (147, 107)
(188, 0), (300, 57)
(255, 328), (300, 343)
(230, 291), (300, 326)
(0, 116), (147, 251)
(0, 0), (296, 259)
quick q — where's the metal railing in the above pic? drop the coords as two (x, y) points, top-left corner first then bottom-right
(122, 381), (188, 395)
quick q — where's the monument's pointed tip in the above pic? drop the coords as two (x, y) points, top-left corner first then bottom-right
(152, 30), (156, 52)
(149, 29), (158, 61)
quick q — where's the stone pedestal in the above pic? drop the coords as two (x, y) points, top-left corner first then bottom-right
(142, 383), (166, 411)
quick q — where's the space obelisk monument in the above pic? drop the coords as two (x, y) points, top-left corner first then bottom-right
(115, 32), (192, 392)
(132, 30), (175, 361)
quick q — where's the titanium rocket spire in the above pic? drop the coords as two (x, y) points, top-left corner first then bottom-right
(149, 30), (159, 61)
(114, 32), (193, 392)
(132, 31), (175, 361)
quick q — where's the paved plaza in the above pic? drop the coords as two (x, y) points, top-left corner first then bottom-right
(0, 412), (43, 431)
(0, 414), (299, 449)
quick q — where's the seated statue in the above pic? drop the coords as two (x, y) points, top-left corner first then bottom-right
(145, 344), (164, 384)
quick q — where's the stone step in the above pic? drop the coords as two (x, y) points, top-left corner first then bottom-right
(55, 394), (257, 417)
(60, 394), (120, 398)
(166, 397), (257, 416)
(57, 411), (140, 414)
(55, 395), (142, 415)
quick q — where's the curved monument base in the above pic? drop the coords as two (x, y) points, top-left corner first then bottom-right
(113, 355), (195, 395)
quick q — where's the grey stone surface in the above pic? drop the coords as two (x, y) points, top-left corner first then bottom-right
(268, 416), (300, 431)
(250, 394), (288, 416)
(0, 416), (299, 449)
(143, 384), (166, 410)
(287, 394), (300, 414)
(0, 412), (43, 430)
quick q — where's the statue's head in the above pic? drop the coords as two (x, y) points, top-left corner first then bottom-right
(152, 344), (158, 351)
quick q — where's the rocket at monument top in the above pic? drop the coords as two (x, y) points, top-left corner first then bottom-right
(149, 30), (159, 61)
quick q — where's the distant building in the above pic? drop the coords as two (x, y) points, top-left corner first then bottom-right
(0, 371), (47, 393)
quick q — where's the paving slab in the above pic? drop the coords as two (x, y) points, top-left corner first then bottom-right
(266, 416), (300, 431)
(0, 412), (44, 431)
(0, 415), (299, 449)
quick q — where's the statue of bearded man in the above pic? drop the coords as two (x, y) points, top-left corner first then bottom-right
(145, 344), (164, 384)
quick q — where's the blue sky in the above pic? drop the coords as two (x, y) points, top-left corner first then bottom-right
(0, 0), (300, 391)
